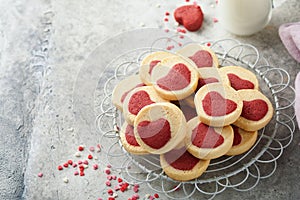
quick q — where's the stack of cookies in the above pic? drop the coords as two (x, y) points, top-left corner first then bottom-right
(112, 44), (273, 181)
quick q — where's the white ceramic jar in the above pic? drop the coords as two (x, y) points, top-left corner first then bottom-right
(217, 0), (273, 36)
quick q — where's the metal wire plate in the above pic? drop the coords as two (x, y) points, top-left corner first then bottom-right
(91, 29), (295, 199)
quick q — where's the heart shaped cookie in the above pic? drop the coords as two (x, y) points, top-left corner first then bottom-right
(189, 50), (213, 68)
(174, 5), (204, 31)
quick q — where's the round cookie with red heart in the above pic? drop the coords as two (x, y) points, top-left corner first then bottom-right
(219, 66), (259, 91)
(194, 83), (243, 127)
(176, 43), (219, 68)
(134, 102), (187, 154)
(185, 117), (234, 160)
(119, 122), (148, 155)
(122, 86), (167, 125)
(184, 67), (230, 108)
(233, 89), (274, 131)
(112, 74), (146, 112)
(226, 125), (258, 156)
(150, 55), (199, 101)
(139, 51), (174, 85)
(174, 5), (204, 32)
(160, 143), (210, 181)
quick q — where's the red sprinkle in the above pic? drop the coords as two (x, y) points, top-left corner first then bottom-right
(63, 163), (69, 168)
(83, 160), (89, 165)
(179, 35), (184, 39)
(74, 171), (79, 176)
(117, 178), (123, 183)
(107, 164), (112, 168)
(108, 197), (115, 200)
(88, 154), (93, 159)
(78, 145), (84, 151)
(67, 160), (73, 165)
(164, 28), (169, 33)
(89, 146), (95, 152)
(107, 189), (114, 196)
(207, 42), (211, 47)
(106, 180), (111, 186)
(105, 168), (111, 175)
(213, 17), (219, 23)
(154, 193), (159, 198)
(72, 163), (77, 168)
(164, 17), (169, 22)
(80, 171), (85, 176)
(93, 164), (98, 170)
(78, 160), (83, 164)
(58, 165), (63, 171)
(186, 0), (190, 2)
(38, 173), (43, 177)
(165, 11), (170, 16)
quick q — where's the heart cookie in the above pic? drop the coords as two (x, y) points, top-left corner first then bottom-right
(174, 5), (204, 31)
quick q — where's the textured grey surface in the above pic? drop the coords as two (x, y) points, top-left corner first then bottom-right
(0, 0), (300, 199)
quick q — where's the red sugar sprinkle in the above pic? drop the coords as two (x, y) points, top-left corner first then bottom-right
(133, 187), (139, 193)
(79, 165), (85, 171)
(88, 154), (93, 159)
(186, 0), (190, 2)
(213, 17), (219, 23)
(154, 193), (159, 198)
(164, 28), (169, 33)
(107, 164), (112, 168)
(78, 160), (83, 164)
(165, 11), (170, 16)
(164, 18), (169, 22)
(74, 171), (79, 176)
(63, 163), (69, 168)
(89, 146), (95, 152)
(93, 164), (98, 170)
(178, 42), (183, 46)
(67, 160), (73, 165)
(38, 172), (43, 177)
(114, 185), (120, 191)
(58, 165), (63, 171)
(72, 163), (77, 168)
(108, 197), (115, 200)
(107, 175), (112, 180)
(106, 180), (111, 186)
(207, 42), (211, 47)
(107, 189), (114, 196)
(78, 145), (84, 151)
(112, 175), (116, 180)
(166, 45), (174, 50)
(105, 168), (111, 175)
(83, 160), (89, 165)
(80, 171), (85, 176)
(179, 35), (184, 39)
(117, 178), (123, 183)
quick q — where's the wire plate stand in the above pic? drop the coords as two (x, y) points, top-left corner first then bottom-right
(94, 32), (295, 199)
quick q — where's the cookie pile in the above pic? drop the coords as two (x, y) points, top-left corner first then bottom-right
(112, 43), (273, 181)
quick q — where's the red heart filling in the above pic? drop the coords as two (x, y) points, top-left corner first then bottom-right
(232, 126), (242, 146)
(202, 91), (237, 116)
(148, 60), (161, 75)
(137, 118), (171, 149)
(192, 122), (224, 148)
(121, 83), (146, 103)
(128, 91), (154, 115)
(164, 147), (199, 170)
(174, 5), (204, 31)
(197, 77), (219, 90)
(157, 63), (191, 91)
(227, 73), (255, 90)
(241, 99), (268, 121)
(125, 124), (140, 146)
(189, 50), (213, 68)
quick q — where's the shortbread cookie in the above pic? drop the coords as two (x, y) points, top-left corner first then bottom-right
(184, 67), (230, 107)
(226, 125), (258, 156)
(119, 122), (148, 155)
(151, 55), (199, 100)
(160, 144), (210, 181)
(122, 86), (166, 125)
(185, 117), (234, 160)
(233, 89), (274, 131)
(112, 75), (145, 111)
(134, 102), (187, 154)
(194, 83), (243, 127)
(176, 43), (219, 68)
(139, 51), (174, 85)
(219, 66), (259, 91)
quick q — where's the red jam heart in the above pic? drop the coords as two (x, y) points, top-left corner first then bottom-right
(241, 99), (268, 121)
(189, 50), (213, 68)
(149, 60), (161, 75)
(174, 5), (204, 31)
(227, 73), (255, 90)
(128, 91), (154, 115)
(121, 83), (146, 103)
(137, 118), (171, 149)
(232, 126), (242, 146)
(157, 63), (191, 91)
(192, 122), (224, 148)
(125, 124), (140, 146)
(202, 91), (237, 116)
(164, 147), (199, 170)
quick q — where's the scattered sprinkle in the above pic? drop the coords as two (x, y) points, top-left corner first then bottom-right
(89, 146), (95, 152)
(213, 17), (219, 23)
(83, 160), (89, 165)
(164, 28), (169, 33)
(154, 193), (159, 198)
(38, 172), (43, 178)
(106, 180), (111, 186)
(67, 160), (73, 165)
(108, 189), (114, 196)
(72, 163), (77, 168)
(164, 18), (169, 22)
(63, 163), (69, 168)
(165, 11), (170, 16)
(74, 171), (79, 176)
(58, 165), (63, 171)
(207, 42), (211, 47)
(78, 145), (84, 151)
(88, 154), (93, 159)
(63, 177), (69, 183)
(80, 171), (85, 176)
(93, 164), (98, 170)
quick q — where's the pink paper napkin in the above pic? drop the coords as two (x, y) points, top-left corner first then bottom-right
(296, 72), (300, 129)
(279, 22), (300, 62)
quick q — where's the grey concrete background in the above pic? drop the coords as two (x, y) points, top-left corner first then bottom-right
(0, 0), (299, 199)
